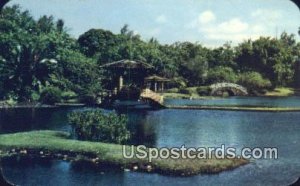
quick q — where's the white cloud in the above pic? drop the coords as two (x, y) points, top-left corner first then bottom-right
(184, 8), (283, 45)
(198, 17), (268, 43)
(156, 15), (167, 24)
(198, 10), (216, 24)
(218, 18), (249, 33)
(184, 10), (215, 29)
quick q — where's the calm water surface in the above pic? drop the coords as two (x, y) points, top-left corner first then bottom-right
(1, 97), (300, 186)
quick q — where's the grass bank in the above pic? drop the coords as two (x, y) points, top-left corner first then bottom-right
(0, 130), (248, 176)
(162, 86), (216, 100)
(264, 87), (295, 97)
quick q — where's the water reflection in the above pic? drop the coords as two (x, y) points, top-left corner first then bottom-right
(165, 96), (300, 107)
(1, 98), (300, 185)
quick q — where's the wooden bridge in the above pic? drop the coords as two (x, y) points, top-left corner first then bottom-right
(210, 83), (248, 96)
(140, 89), (165, 108)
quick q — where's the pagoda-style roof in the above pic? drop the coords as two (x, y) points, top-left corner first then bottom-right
(100, 59), (154, 69)
(144, 75), (170, 82)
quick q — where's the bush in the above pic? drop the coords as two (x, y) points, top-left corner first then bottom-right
(61, 91), (77, 101)
(68, 110), (130, 144)
(207, 67), (238, 84)
(238, 72), (272, 92)
(39, 87), (62, 105)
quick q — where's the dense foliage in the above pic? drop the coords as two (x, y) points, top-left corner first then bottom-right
(68, 110), (130, 144)
(0, 5), (300, 101)
(39, 86), (62, 105)
(0, 5), (101, 102)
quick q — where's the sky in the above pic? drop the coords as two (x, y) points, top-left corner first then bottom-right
(6, 0), (300, 47)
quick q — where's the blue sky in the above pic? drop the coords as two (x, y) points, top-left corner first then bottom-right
(6, 0), (300, 47)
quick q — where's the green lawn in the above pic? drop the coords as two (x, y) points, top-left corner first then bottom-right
(0, 130), (248, 176)
(264, 87), (295, 97)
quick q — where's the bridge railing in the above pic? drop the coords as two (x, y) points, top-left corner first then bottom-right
(209, 82), (248, 94)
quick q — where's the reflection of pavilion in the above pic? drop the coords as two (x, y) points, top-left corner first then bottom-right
(100, 59), (169, 107)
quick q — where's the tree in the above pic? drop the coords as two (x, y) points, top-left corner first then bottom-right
(0, 5), (77, 101)
(0, 2), (14, 185)
(235, 35), (297, 87)
(207, 66), (237, 84)
(238, 71), (272, 92)
(54, 48), (102, 104)
(179, 55), (208, 86)
(78, 28), (116, 59)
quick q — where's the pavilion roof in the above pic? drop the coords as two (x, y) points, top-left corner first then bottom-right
(100, 59), (154, 69)
(144, 75), (170, 82)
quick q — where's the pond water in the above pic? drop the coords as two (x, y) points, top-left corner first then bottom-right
(1, 97), (300, 186)
(165, 96), (300, 107)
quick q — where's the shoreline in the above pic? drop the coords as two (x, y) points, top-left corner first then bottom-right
(166, 105), (300, 112)
(0, 103), (86, 109)
(0, 130), (248, 177)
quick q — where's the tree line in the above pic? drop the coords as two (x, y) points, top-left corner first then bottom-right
(0, 5), (300, 103)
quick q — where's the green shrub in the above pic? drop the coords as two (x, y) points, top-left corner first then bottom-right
(207, 67), (238, 84)
(30, 91), (40, 102)
(68, 110), (130, 144)
(39, 87), (62, 105)
(61, 91), (77, 101)
(238, 71), (272, 92)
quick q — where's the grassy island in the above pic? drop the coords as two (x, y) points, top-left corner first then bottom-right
(0, 130), (248, 176)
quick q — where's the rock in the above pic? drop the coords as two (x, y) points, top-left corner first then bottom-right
(124, 169), (130, 172)
(146, 165), (152, 172)
(20, 149), (27, 154)
(133, 165), (138, 171)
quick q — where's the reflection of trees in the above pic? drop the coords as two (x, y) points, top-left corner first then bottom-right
(118, 110), (157, 147)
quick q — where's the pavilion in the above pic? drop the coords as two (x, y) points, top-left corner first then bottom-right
(100, 59), (170, 104)
(100, 59), (153, 92)
(144, 75), (170, 92)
